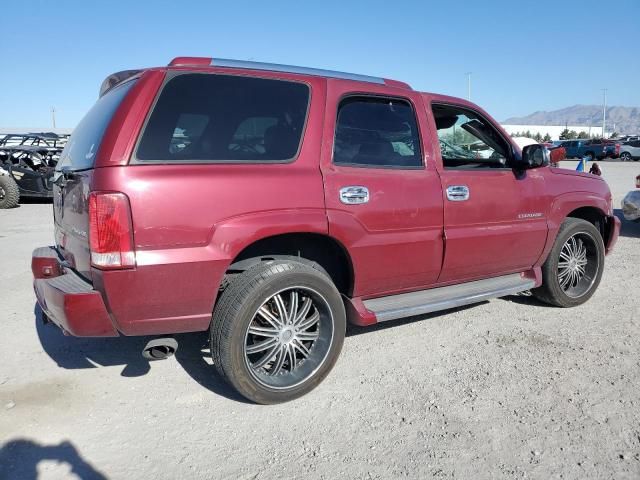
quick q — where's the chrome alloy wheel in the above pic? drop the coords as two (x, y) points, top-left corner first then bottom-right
(243, 286), (334, 389)
(557, 232), (599, 298)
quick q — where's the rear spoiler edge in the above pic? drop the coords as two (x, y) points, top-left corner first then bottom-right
(99, 70), (143, 98)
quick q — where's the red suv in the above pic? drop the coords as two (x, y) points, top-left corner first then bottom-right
(32, 57), (621, 403)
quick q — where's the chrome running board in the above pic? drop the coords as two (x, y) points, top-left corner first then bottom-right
(364, 274), (535, 323)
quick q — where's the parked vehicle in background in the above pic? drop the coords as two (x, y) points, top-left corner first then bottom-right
(560, 138), (619, 160)
(0, 145), (57, 209)
(616, 135), (639, 143)
(0, 167), (20, 209)
(0, 133), (68, 155)
(621, 175), (640, 222)
(31, 57), (620, 403)
(619, 140), (640, 161)
(0, 138), (59, 208)
(602, 139), (621, 159)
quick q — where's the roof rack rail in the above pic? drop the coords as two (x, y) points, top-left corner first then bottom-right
(210, 58), (386, 85)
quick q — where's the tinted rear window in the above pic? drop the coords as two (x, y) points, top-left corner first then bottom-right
(57, 80), (135, 170)
(136, 74), (309, 162)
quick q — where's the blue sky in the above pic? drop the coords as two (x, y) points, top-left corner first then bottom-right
(1, 0), (638, 128)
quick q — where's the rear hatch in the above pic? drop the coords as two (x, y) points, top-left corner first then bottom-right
(53, 80), (136, 281)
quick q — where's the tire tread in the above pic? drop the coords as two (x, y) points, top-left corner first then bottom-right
(0, 175), (20, 209)
(532, 217), (605, 307)
(210, 260), (344, 403)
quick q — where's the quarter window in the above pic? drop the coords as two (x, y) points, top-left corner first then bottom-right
(137, 74), (309, 162)
(333, 97), (422, 168)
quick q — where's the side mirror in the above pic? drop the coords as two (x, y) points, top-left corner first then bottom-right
(519, 144), (549, 169)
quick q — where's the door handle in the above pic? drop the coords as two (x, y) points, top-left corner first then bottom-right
(446, 185), (470, 201)
(340, 186), (369, 204)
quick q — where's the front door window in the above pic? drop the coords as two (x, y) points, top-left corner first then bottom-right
(432, 104), (510, 169)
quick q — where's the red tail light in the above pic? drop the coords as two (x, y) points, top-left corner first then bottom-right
(89, 192), (135, 269)
(615, 143), (620, 154)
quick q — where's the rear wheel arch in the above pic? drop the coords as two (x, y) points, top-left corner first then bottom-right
(224, 233), (355, 297)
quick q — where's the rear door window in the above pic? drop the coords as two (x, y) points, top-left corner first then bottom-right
(136, 74), (310, 162)
(57, 80), (136, 171)
(333, 96), (422, 168)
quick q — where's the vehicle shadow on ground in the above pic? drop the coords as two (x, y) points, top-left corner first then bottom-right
(499, 291), (553, 307)
(346, 303), (484, 336)
(614, 208), (640, 238)
(173, 332), (251, 403)
(35, 304), (152, 377)
(0, 438), (107, 480)
(34, 304), (248, 403)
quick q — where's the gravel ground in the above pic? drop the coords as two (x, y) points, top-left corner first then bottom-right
(1, 162), (639, 480)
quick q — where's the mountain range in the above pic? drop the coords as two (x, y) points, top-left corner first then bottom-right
(503, 105), (640, 134)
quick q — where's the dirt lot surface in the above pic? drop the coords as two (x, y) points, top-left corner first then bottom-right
(1, 162), (639, 479)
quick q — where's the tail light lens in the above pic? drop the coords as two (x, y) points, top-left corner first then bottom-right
(89, 192), (135, 269)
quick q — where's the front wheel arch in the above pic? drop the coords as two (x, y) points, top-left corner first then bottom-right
(533, 217), (605, 307)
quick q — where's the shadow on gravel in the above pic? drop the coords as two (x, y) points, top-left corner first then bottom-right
(35, 304), (246, 402)
(0, 438), (107, 480)
(614, 208), (640, 238)
(499, 291), (553, 307)
(35, 304), (152, 377)
(173, 332), (251, 403)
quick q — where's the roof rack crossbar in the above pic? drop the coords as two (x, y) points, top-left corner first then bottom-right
(211, 58), (385, 85)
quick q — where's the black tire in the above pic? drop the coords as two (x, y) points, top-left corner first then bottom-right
(532, 218), (605, 307)
(0, 175), (20, 209)
(211, 260), (346, 404)
(620, 152), (631, 162)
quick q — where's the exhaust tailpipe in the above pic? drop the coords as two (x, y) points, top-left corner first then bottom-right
(142, 338), (178, 360)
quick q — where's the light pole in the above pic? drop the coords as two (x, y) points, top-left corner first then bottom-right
(601, 89), (607, 138)
(466, 72), (472, 101)
(51, 107), (56, 129)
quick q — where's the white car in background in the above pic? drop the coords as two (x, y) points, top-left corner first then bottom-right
(619, 141), (640, 162)
(621, 174), (640, 222)
(511, 136), (538, 150)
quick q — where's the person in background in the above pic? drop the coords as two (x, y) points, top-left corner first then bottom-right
(589, 162), (602, 176)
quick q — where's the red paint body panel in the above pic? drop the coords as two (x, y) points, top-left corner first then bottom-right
(32, 61), (620, 336)
(436, 168), (548, 282)
(32, 248), (118, 337)
(320, 81), (444, 297)
(606, 216), (620, 254)
(419, 93), (548, 282)
(97, 70), (166, 168)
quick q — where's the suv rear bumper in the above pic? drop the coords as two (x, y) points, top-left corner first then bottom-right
(32, 246), (118, 337)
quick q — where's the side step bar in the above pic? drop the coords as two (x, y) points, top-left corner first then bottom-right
(363, 274), (535, 323)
